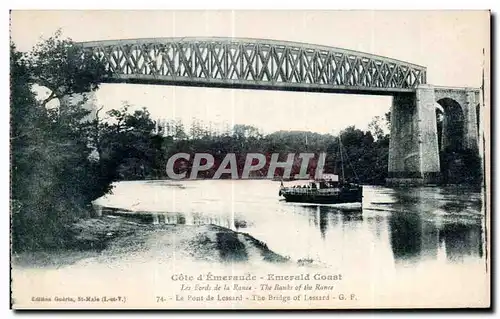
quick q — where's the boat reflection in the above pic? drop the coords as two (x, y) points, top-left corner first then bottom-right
(297, 205), (363, 239)
(98, 182), (485, 267)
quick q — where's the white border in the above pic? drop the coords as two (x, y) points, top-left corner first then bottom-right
(5, 1), (500, 10)
(2, 1), (498, 318)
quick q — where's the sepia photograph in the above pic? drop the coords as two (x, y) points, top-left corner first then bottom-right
(9, 10), (491, 309)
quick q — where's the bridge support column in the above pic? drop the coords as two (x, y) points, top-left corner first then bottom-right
(464, 90), (479, 152)
(387, 85), (440, 186)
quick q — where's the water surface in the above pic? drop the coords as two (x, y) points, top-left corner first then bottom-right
(13, 180), (489, 308)
(95, 180), (486, 269)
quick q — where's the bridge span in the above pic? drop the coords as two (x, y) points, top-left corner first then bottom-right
(74, 37), (481, 185)
(79, 37), (427, 95)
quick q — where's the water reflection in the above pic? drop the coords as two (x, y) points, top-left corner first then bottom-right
(387, 187), (484, 264)
(96, 181), (485, 268)
(389, 212), (424, 261)
(295, 205), (363, 239)
(440, 223), (483, 261)
(103, 209), (238, 230)
(319, 208), (328, 238)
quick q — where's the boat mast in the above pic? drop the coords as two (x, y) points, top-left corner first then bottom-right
(339, 136), (345, 182)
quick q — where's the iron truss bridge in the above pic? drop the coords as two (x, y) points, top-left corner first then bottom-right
(79, 37), (427, 95)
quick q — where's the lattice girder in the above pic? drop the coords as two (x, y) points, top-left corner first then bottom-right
(79, 37), (427, 94)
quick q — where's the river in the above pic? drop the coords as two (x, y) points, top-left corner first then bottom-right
(13, 180), (489, 308)
(95, 180), (486, 269)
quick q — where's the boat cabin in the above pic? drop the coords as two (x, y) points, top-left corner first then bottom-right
(286, 174), (341, 190)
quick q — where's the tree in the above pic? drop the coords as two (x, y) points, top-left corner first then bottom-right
(233, 124), (262, 139)
(173, 119), (188, 140)
(98, 104), (163, 180)
(25, 29), (109, 108)
(368, 116), (385, 140)
(10, 33), (112, 252)
(368, 112), (391, 140)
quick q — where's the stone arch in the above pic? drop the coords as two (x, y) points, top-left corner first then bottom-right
(435, 97), (471, 184)
(388, 85), (481, 185)
(435, 97), (465, 153)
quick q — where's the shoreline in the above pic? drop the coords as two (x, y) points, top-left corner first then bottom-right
(12, 214), (290, 269)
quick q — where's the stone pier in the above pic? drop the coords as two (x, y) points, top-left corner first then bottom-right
(387, 85), (440, 185)
(387, 85), (481, 186)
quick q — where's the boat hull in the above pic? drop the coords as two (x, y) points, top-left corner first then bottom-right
(281, 187), (363, 204)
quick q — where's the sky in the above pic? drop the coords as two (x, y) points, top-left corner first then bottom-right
(10, 10), (490, 134)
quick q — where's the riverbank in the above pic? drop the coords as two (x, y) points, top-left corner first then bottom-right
(12, 215), (290, 268)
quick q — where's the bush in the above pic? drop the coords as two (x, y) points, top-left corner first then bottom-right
(10, 37), (112, 252)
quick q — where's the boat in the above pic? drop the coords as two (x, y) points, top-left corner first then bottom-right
(279, 177), (363, 204)
(278, 137), (363, 205)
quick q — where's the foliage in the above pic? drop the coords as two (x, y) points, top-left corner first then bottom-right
(440, 147), (482, 185)
(24, 29), (109, 107)
(10, 34), (111, 252)
(11, 32), (483, 254)
(95, 104), (164, 180)
(142, 120), (392, 184)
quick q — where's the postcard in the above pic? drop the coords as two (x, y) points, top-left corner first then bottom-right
(10, 10), (491, 309)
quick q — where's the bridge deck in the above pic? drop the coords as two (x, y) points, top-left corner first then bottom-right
(78, 37), (427, 94)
